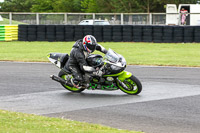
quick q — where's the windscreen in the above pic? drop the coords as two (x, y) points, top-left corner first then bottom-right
(94, 21), (110, 25)
(104, 49), (119, 63)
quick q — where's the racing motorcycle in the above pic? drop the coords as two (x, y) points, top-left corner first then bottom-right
(48, 49), (142, 95)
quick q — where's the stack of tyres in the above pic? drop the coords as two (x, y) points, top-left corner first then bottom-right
(122, 25), (132, 42)
(83, 25), (93, 37)
(133, 26), (142, 42)
(153, 26), (163, 43)
(163, 26), (173, 43)
(173, 26), (184, 43)
(74, 25), (84, 40)
(194, 26), (200, 42)
(18, 25), (28, 41)
(0, 26), (5, 41)
(37, 25), (46, 41)
(142, 26), (153, 42)
(103, 25), (112, 42)
(56, 25), (65, 41)
(184, 26), (194, 43)
(65, 25), (74, 41)
(28, 25), (37, 41)
(7, 25), (18, 41)
(112, 25), (122, 42)
(46, 25), (56, 42)
(93, 26), (103, 42)
(0, 25), (18, 41)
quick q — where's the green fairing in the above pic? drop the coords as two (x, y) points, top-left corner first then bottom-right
(103, 71), (124, 77)
(61, 75), (80, 91)
(103, 71), (132, 81)
(89, 82), (118, 90)
(118, 71), (132, 81)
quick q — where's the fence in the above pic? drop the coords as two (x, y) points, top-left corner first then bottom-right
(18, 25), (200, 43)
(2, 12), (200, 25)
(0, 12), (168, 25)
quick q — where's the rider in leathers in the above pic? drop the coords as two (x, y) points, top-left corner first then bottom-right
(64, 35), (107, 88)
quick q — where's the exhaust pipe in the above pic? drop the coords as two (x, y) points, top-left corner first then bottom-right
(50, 75), (73, 87)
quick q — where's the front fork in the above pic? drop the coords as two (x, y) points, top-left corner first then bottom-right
(116, 78), (129, 90)
(116, 71), (132, 89)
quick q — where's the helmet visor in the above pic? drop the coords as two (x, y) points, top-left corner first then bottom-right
(86, 43), (96, 53)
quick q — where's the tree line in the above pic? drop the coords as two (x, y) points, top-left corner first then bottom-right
(0, 0), (198, 13)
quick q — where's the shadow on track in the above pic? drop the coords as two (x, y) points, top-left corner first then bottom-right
(59, 91), (142, 99)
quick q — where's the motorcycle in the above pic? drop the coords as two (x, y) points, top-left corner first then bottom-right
(48, 49), (142, 95)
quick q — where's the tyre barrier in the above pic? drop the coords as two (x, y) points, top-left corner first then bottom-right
(18, 25), (200, 43)
(0, 25), (18, 41)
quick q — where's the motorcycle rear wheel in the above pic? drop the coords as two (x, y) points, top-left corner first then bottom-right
(117, 75), (142, 95)
(58, 70), (85, 93)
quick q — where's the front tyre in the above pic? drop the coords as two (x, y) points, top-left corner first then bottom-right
(58, 70), (85, 93)
(117, 75), (142, 95)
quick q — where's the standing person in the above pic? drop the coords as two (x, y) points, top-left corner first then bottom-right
(180, 8), (188, 25)
(64, 35), (107, 88)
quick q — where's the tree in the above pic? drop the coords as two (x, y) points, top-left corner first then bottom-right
(81, 0), (114, 13)
(31, 0), (82, 12)
(81, 0), (198, 13)
(0, 0), (35, 12)
(81, 0), (99, 12)
(107, 0), (167, 13)
(31, 0), (54, 12)
(81, 0), (163, 13)
(0, 0), (198, 13)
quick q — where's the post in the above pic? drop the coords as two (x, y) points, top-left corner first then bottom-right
(36, 13), (39, 25)
(9, 12), (12, 25)
(64, 13), (68, 24)
(149, 13), (152, 25)
(121, 13), (124, 25)
(93, 13), (95, 20)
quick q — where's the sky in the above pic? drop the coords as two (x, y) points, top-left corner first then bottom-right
(0, 0), (4, 2)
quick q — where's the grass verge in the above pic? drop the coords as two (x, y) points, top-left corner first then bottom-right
(0, 18), (26, 25)
(0, 41), (200, 67)
(0, 110), (142, 133)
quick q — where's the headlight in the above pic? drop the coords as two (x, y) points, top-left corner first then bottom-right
(110, 65), (123, 71)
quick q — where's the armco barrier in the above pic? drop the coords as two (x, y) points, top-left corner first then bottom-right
(0, 25), (18, 41)
(18, 25), (200, 43)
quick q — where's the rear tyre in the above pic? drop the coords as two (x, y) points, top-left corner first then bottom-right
(117, 75), (142, 95)
(58, 70), (85, 93)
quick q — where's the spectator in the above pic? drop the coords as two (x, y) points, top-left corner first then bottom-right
(180, 8), (188, 25)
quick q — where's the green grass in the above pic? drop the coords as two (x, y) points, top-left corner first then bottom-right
(0, 18), (26, 25)
(0, 41), (200, 67)
(0, 110), (142, 133)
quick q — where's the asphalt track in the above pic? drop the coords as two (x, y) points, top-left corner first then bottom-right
(0, 61), (200, 133)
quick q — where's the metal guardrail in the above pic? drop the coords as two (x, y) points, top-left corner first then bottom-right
(0, 12), (200, 25)
(0, 12), (165, 25)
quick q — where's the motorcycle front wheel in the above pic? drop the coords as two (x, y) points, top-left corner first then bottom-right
(58, 70), (85, 93)
(117, 75), (142, 95)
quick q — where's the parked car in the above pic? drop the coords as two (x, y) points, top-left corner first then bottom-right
(78, 20), (110, 25)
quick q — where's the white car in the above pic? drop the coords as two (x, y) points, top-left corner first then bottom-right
(78, 20), (110, 25)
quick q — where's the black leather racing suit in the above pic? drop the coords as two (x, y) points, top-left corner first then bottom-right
(64, 39), (107, 83)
